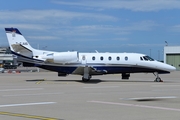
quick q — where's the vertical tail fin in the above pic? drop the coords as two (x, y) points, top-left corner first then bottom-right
(5, 28), (34, 51)
(5, 28), (34, 57)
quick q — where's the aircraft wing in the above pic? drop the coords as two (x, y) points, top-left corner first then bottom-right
(72, 66), (107, 75)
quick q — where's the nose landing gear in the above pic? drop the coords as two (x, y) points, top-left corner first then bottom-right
(153, 72), (163, 82)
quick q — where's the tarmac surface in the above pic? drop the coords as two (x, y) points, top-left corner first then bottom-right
(0, 71), (180, 120)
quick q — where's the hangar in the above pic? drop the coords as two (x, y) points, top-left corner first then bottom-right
(164, 46), (180, 70)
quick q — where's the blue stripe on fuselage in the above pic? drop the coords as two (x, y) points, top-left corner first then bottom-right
(37, 64), (170, 74)
(12, 51), (44, 62)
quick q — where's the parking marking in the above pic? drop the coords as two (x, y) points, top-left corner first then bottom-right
(83, 86), (119, 89)
(0, 111), (61, 120)
(3, 93), (63, 97)
(0, 102), (56, 108)
(0, 88), (43, 91)
(89, 100), (180, 112)
(36, 81), (43, 84)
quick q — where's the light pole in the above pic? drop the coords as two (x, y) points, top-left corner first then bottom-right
(165, 41), (168, 46)
(158, 50), (160, 61)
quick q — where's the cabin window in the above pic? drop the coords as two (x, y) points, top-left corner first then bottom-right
(100, 56), (103, 61)
(125, 56), (128, 61)
(108, 56), (112, 61)
(92, 56), (95, 60)
(116, 56), (120, 61)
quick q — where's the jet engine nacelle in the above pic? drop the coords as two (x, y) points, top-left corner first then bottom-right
(42, 51), (78, 63)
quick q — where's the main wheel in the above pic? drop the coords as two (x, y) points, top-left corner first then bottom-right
(82, 77), (90, 82)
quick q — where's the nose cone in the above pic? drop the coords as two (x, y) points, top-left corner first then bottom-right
(171, 66), (176, 71)
(163, 63), (176, 72)
(154, 61), (176, 73)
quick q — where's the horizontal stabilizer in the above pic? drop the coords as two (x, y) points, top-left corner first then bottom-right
(11, 44), (33, 58)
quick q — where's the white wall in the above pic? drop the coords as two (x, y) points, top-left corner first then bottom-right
(164, 46), (180, 63)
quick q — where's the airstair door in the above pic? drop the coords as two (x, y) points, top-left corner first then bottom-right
(81, 55), (87, 65)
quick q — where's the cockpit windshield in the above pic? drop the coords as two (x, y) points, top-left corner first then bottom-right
(143, 56), (154, 61)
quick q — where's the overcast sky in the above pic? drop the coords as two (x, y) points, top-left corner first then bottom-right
(0, 0), (180, 60)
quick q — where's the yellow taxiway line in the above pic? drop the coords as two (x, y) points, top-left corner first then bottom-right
(0, 111), (60, 120)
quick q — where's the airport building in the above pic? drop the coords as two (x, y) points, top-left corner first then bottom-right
(164, 46), (180, 70)
(0, 47), (17, 69)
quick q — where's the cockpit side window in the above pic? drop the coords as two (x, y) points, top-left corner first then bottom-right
(143, 56), (148, 61)
(140, 57), (143, 61)
(146, 56), (154, 61)
(143, 56), (154, 61)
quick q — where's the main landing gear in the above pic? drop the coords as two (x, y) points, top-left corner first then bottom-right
(122, 73), (130, 79)
(153, 72), (163, 82)
(82, 76), (91, 82)
(82, 66), (91, 82)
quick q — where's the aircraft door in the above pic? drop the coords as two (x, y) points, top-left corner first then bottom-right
(81, 55), (87, 65)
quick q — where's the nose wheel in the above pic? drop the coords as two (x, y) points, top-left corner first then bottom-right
(153, 72), (163, 82)
(154, 77), (163, 82)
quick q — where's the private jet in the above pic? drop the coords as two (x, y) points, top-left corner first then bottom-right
(5, 28), (176, 82)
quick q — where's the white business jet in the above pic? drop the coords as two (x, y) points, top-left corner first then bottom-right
(5, 28), (176, 82)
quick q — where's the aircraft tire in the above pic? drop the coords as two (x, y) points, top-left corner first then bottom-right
(82, 77), (90, 82)
(154, 78), (163, 82)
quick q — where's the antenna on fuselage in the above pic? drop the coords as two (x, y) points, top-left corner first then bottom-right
(95, 50), (99, 53)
